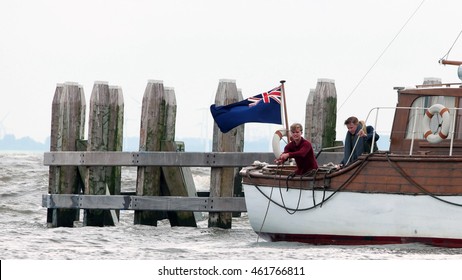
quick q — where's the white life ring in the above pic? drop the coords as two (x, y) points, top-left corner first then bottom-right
(422, 104), (451, 144)
(272, 129), (288, 158)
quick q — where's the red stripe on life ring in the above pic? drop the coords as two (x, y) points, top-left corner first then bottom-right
(275, 130), (284, 139)
(425, 110), (434, 118)
(440, 107), (450, 116)
(424, 130), (433, 139)
(439, 131), (449, 139)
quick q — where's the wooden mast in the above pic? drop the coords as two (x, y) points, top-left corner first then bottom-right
(280, 80), (290, 143)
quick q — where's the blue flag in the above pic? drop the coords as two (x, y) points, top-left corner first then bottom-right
(210, 85), (283, 133)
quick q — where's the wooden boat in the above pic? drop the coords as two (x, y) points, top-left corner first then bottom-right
(240, 63), (462, 247)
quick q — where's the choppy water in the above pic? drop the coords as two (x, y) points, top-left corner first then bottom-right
(1, 152), (462, 261)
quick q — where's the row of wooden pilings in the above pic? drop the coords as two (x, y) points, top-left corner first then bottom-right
(46, 78), (338, 229)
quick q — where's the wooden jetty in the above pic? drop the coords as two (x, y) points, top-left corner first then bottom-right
(43, 79), (341, 229)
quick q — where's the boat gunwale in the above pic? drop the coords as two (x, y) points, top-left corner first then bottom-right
(241, 151), (462, 180)
(241, 152), (462, 196)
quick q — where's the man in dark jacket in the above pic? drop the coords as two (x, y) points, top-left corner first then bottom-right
(340, 117), (379, 166)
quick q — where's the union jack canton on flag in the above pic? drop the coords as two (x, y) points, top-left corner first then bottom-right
(210, 86), (283, 133)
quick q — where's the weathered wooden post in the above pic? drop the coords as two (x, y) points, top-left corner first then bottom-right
(423, 77), (442, 85)
(164, 87), (176, 141)
(84, 81), (124, 226)
(107, 86), (124, 205)
(305, 79), (337, 152)
(134, 80), (166, 226)
(160, 87), (199, 226)
(233, 88), (245, 217)
(304, 88), (315, 144)
(48, 82), (86, 227)
(209, 79), (240, 228)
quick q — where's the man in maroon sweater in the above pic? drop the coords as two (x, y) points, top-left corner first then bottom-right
(274, 123), (318, 175)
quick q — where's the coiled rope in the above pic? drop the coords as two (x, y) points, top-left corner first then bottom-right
(250, 155), (371, 213)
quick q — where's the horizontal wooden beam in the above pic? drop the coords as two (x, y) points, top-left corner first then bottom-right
(43, 151), (275, 167)
(440, 59), (462, 66)
(42, 194), (247, 212)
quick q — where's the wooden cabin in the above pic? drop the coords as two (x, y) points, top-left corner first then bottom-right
(390, 84), (462, 155)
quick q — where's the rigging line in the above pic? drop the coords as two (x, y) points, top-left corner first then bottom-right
(440, 29), (462, 61)
(385, 153), (462, 207)
(256, 185), (274, 243)
(338, 0), (426, 112)
(255, 163), (284, 243)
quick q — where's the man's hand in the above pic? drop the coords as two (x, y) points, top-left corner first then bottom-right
(357, 130), (366, 137)
(274, 152), (289, 164)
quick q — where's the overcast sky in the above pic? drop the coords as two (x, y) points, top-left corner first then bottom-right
(2, 0), (462, 149)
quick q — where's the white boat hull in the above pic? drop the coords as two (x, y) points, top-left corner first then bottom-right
(243, 183), (462, 246)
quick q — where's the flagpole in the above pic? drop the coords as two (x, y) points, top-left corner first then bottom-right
(280, 80), (290, 143)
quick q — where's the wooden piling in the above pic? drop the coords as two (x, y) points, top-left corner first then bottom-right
(160, 87), (199, 226)
(233, 88), (245, 217)
(210, 79), (240, 229)
(423, 77), (442, 85)
(164, 87), (176, 142)
(107, 86), (124, 202)
(134, 80), (166, 226)
(48, 82), (86, 227)
(46, 79), (296, 229)
(84, 82), (124, 226)
(304, 88), (315, 143)
(305, 79), (337, 152)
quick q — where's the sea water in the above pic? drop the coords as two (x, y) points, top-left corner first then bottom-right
(1, 152), (462, 279)
(2, 152), (462, 260)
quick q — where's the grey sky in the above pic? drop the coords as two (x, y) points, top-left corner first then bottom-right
(1, 0), (462, 147)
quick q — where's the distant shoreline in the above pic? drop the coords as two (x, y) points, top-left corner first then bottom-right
(0, 133), (391, 152)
